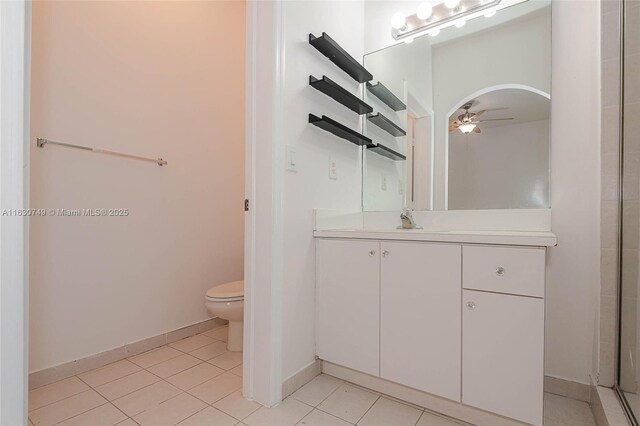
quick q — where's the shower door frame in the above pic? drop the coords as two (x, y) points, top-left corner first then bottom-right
(615, 1), (640, 424)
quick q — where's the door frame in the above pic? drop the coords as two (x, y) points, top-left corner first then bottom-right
(0, 0), (30, 423)
(243, 0), (285, 407)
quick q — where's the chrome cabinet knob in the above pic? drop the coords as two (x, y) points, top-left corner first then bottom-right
(466, 301), (476, 310)
(382, 250), (389, 258)
(495, 266), (506, 277)
(368, 250), (376, 257)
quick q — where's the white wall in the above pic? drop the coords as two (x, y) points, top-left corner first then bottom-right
(362, 1), (601, 385)
(448, 120), (550, 210)
(280, 1), (365, 381)
(544, 0), (601, 385)
(29, 1), (246, 372)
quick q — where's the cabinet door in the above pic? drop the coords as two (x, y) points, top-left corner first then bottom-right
(380, 242), (461, 401)
(317, 239), (380, 376)
(462, 290), (544, 426)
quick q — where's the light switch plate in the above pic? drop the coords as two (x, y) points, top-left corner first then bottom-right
(286, 146), (297, 172)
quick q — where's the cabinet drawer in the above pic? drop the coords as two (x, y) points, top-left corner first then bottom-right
(463, 245), (545, 298)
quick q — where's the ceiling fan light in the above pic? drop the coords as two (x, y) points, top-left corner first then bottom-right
(459, 123), (476, 134)
(391, 12), (407, 30)
(444, 0), (460, 9)
(417, 2), (433, 20)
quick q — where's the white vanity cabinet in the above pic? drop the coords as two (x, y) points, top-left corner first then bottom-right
(315, 234), (551, 426)
(379, 241), (461, 401)
(316, 239), (381, 376)
(317, 238), (462, 401)
(462, 245), (545, 426)
(462, 289), (544, 426)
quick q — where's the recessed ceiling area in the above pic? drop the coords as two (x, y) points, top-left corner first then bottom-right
(450, 88), (550, 130)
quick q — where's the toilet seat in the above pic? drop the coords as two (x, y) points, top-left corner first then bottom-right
(206, 280), (244, 302)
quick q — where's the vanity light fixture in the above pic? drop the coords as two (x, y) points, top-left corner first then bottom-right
(416, 2), (434, 20)
(459, 123), (476, 134)
(404, 37), (415, 44)
(391, 12), (407, 30)
(444, 0), (461, 9)
(428, 29), (441, 37)
(454, 19), (466, 27)
(391, 0), (528, 42)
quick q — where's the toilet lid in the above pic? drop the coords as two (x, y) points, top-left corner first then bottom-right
(206, 280), (244, 299)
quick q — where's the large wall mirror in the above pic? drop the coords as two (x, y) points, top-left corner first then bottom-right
(362, 0), (551, 211)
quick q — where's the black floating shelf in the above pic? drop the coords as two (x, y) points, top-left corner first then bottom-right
(367, 113), (406, 137)
(368, 143), (406, 161)
(309, 114), (373, 146)
(310, 75), (373, 115)
(309, 32), (373, 84)
(366, 82), (407, 111)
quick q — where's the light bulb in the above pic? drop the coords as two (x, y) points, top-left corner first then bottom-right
(404, 37), (414, 44)
(444, 0), (460, 9)
(428, 29), (440, 37)
(484, 9), (496, 17)
(459, 123), (476, 134)
(416, 2), (433, 20)
(454, 20), (466, 28)
(391, 12), (407, 30)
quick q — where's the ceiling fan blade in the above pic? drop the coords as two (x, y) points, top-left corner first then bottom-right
(474, 107), (509, 117)
(478, 117), (514, 122)
(473, 126), (481, 134)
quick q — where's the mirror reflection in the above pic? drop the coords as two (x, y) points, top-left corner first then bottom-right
(447, 88), (550, 210)
(362, 0), (551, 211)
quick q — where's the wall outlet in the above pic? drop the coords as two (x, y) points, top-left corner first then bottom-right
(329, 158), (338, 180)
(286, 146), (297, 172)
(381, 174), (387, 191)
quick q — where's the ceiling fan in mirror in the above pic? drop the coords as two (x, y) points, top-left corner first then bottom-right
(448, 101), (514, 134)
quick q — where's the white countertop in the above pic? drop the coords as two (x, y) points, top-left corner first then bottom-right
(313, 228), (558, 247)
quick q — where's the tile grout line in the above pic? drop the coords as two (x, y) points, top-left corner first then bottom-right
(91, 367), (166, 402)
(297, 376), (346, 408)
(173, 403), (213, 425)
(28, 386), (108, 418)
(354, 394), (381, 425)
(28, 383), (91, 414)
(48, 400), (111, 426)
(75, 364), (144, 389)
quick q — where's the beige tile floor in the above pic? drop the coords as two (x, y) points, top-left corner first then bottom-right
(29, 327), (596, 426)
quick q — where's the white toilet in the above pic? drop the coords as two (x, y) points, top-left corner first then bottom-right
(205, 280), (244, 352)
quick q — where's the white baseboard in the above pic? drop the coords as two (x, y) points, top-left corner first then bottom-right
(544, 375), (591, 402)
(282, 359), (322, 399)
(29, 317), (227, 390)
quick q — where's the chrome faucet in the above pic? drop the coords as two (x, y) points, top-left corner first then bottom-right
(398, 208), (422, 229)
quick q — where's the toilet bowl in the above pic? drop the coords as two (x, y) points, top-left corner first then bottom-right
(205, 280), (244, 352)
